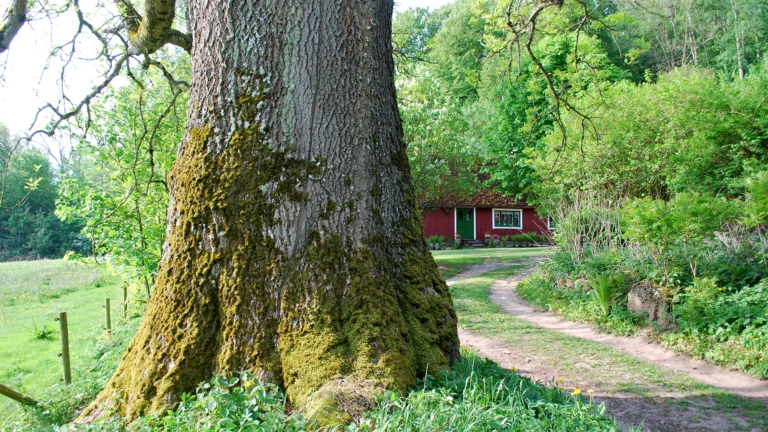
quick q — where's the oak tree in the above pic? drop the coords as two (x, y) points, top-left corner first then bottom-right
(3, 0), (460, 422)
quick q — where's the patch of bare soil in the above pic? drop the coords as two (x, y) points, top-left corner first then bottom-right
(449, 263), (768, 432)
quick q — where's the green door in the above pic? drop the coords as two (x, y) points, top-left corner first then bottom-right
(456, 208), (475, 240)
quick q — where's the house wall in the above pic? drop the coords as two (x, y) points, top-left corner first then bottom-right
(422, 207), (551, 240)
(422, 209), (456, 240)
(475, 208), (549, 238)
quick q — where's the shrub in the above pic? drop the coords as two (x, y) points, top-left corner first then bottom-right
(589, 274), (626, 317)
(32, 323), (56, 341)
(743, 170), (768, 226)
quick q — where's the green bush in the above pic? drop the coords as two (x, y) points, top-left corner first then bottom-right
(743, 170), (768, 226)
(660, 279), (768, 377)
(32, 323), (56, 341)
(621, 193), (739, 281)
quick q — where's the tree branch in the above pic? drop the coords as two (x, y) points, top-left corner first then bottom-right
(0, 0), (27, 53)
(115, 0), (191, 54)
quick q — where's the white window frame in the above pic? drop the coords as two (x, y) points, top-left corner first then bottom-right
(547, 215), (558, 231)
(492, 208), (523, 230)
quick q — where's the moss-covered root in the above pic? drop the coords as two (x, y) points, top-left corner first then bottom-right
(301, 377), (385, 428)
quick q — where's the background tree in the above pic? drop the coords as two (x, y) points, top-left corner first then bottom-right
(57, 55), (189, 289)
(0, 124), (87, 260)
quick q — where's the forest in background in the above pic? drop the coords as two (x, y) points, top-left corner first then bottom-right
(394, 0), (768, 207)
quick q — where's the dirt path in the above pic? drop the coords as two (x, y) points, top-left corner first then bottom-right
(447, 262), (768, 432)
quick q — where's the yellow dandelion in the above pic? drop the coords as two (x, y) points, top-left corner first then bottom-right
(587, 389), (594, 394)
(557, 377), (563, 383)
(511, 366), (517, 371)
(571, 388), (581, 396)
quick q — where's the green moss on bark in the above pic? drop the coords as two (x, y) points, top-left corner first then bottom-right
(82, 67), (458, 424)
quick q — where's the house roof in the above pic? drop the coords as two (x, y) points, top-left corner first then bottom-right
(421, 188), (534, 210)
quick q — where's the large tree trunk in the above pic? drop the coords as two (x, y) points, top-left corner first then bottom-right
(83, 0), (459, 422)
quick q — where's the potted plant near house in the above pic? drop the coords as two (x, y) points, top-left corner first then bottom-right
(436, 235), (445, 250)
(501, 235), (509, 247)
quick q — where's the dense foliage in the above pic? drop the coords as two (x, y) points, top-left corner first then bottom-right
(519, 190), (768, 378)
(393, 0), (768, 204)
(0, 125), (88, 260)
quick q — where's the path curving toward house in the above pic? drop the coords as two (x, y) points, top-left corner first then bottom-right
(447, 261), (768, 432)
(483, 265), (768, 400)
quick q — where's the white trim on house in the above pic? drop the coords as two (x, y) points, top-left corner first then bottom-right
(492, 208), (523, 230)
(453, 208), (457, 240)
(547, 215), (558, 230)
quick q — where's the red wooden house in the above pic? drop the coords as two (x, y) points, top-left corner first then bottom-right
(421, 189), (553, 241)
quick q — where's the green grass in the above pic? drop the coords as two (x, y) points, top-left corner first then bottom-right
(0, 259), (126, 424)
(0, 259), (113, 307)
(446, 265), (767, 430)
(74, 352), (618, 432)
(431, 247), (553, 279)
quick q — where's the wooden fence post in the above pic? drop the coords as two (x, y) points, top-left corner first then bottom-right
(0, 383), (38, 406)
(55, 312), (71, 384)
(123, 284), (128, 318)
(104, 298), (111, 333)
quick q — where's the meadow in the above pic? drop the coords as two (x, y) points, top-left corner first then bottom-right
(0, 260), (124, 422)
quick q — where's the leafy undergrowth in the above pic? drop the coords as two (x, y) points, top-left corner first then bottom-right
(517, 272), (645, 337)
(517, 255), (768, 379)
(653, 280), (768, 378)
(70, 351), (617, 432)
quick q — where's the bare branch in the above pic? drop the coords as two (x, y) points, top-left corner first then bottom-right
(28, 54), (130, 140)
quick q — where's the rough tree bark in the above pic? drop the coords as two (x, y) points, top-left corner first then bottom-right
(83, 0), (459, 423)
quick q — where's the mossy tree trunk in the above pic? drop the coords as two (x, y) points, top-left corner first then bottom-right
(84, 0), (459, 421)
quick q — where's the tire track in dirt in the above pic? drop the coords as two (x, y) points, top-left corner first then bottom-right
(447, 262), (768, 432)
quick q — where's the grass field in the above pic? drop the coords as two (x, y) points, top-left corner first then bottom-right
(13, 248), (755, 430)
(431, 247), (553, 279)
(0, 260), (123, 422)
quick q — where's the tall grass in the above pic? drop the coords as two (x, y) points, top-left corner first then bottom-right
(539, 192), (623, 266)
(0, 259), (113, 307)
